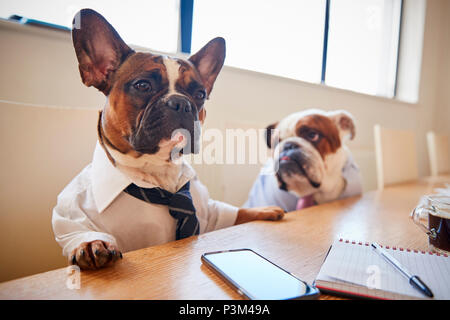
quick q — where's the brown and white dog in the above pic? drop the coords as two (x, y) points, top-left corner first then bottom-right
(53, 9), (284, 270)
(245, 109), (362, 211)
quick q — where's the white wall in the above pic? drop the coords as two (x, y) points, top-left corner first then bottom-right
(433, 0), (450, 138)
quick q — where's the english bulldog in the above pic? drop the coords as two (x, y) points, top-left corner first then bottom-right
(245, 109), (362, 212)
(52, 9), (284, 270)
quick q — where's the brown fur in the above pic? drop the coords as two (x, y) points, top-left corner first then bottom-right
(102, 53), (211, 156)
(103, 53), (170, 155)
(176, 60), (208, 121)
(188, 37), (226, 95)
(295, 114), (341, 159)
(72, 9), (225, 160)
(72, 10), (134, 94)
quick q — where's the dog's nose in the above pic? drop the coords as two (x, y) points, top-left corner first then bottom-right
(282, 142), (299, 151)
(166, 96), (192, 113)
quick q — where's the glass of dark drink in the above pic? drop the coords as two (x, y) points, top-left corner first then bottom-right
(411, 194), (450, 255)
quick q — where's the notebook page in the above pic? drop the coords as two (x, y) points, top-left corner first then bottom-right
(317, 240), (450, 299)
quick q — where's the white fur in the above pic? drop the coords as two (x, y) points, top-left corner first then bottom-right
(163, 57), (181, 98)
(104, 136), (192, 193)
(314, 147), (348, 203)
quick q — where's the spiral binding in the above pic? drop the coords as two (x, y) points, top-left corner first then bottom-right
(338, 238), (448, 257)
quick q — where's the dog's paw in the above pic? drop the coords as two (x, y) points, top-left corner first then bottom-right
(69, 240), (122, 270)
(235, 206), (285, 225)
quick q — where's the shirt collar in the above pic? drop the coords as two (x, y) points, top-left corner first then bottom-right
(91, 141), (196, 213)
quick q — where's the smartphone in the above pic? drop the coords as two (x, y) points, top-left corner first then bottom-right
(201, 248), (320, 300)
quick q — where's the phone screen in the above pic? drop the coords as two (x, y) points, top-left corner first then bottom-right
(202, 249), (318, 300)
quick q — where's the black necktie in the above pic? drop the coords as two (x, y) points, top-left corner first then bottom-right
(124, 181), (200, 240)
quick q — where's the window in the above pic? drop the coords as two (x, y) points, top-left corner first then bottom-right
(191, 0), (403, 99)
(325, 0), (402, 97)
(192, 0), (326, 84)
(1, 0), (414, 100)
(0, 0), (179, 53)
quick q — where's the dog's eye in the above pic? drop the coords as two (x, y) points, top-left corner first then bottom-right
(194, 89), (206, 100)
(133, 80), (152, 92)
(306, 131), (320, 142)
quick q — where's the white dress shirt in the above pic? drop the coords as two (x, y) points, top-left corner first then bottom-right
(52, 142), (238, 257)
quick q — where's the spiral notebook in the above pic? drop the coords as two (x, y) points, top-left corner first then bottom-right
(315, 239), (450, 300)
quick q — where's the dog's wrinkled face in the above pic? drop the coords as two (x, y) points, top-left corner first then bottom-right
(266, 109), (355, 198)
(104, 53), (208, 156)
(72, 9), (225, 160)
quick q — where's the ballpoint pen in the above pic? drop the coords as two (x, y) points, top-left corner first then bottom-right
(371, 242), (433, 298)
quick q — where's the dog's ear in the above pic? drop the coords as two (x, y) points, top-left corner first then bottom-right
(72, 9), (134, 95)
(329, 110), (356, 140)
(189, 37), (226, 97)
(265, 122), (279, 149)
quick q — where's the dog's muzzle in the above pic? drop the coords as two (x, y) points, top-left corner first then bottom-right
(130, 95), (200, 155)
(276, 142), (321, 189)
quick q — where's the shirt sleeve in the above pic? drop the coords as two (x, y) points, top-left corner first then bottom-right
(52, 166), (117, 257)
(206, 199), (239, 231)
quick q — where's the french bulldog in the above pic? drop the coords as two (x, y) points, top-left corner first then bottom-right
(53, 9), (284, 270)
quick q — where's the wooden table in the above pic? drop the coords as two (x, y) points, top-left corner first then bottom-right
(1, 175), (449, 300)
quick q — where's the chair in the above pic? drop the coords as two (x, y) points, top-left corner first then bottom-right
(0, 102), (98, 281)
(427, 131), (450, 176)
(374, 125), (418, 190)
